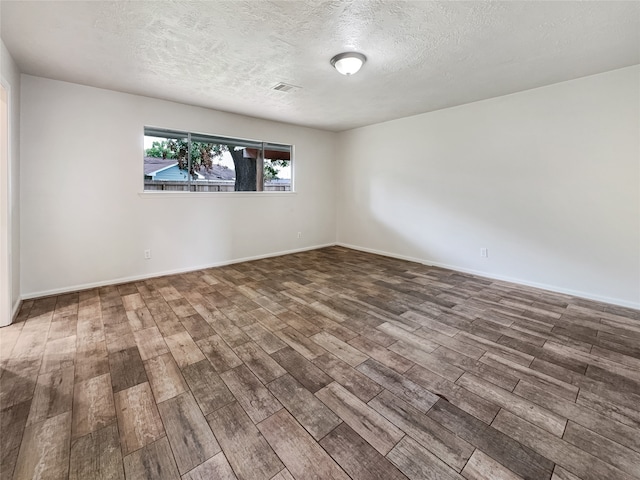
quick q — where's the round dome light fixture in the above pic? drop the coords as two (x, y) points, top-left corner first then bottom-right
(330, 52), (366, 76)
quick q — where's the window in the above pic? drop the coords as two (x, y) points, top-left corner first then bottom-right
(143, 127), (292, 192)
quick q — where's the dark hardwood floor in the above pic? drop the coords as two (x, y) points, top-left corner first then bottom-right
(1, 246), (639, 480)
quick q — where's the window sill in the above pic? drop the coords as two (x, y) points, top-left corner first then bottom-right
(138, 191), (296, 199)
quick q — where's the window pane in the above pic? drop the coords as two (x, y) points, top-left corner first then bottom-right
(190, 141), (237, 192)
(263, 145), (291, 191)
(144, 133), (190, 191)
(198, 141), (257, 192)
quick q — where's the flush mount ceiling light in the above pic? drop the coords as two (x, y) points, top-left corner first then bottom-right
(330, 52), (367, 76)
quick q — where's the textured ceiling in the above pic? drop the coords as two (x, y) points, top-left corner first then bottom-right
(1, 1), (639, 131)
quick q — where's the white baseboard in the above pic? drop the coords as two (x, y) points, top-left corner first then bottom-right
(337, 242), (640, 310)
(336, 243), (428, 266)
(1, 298), (23, 327)
(11, 298), (21, 319)
(18, 241), (640, 311)
(21, 243), (336, 300)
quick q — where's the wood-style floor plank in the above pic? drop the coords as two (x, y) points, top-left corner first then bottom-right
(0, 400), (31, 480)
(104, 317), (136, 354)
(249, 307), (287, 332)
(0, 323), (24, 369)
(69, 424), (124, 480)
(405, 365), (500, 424)
(181, 451), (237, 480)
(157, 391), (220, 475)
(234, 341), (287, 384)
(13, 411), (72, 480)
(551, 466), (583, 480)
(388, 341), (463, 381)
(48, 314), (77, 341)
(114, 382), (165, 456)
(270, 469), (295, 480)
(209, 314), (252, 348)
(513, 379), (640, 453)
(279, 310), (322, 337)
(456, 332), (534, 367)
(108, 346), (148, 393)
(74, 341), (109, 383)
(275, 326), (327, 360)
(267, 373), (342, 440)
(0, 358), (40, 410)
(164, 331), (206, 368)
(368, 390), (474, 472)
(144, 352), (188, 403)
(26, 366), (74, 426)
(481, 352), (579, 401)
(257, 409), (350, 480)
(122, 437), (180, 480)
(319, 422), (408, 480)
(456, 372), (566, 436)
(220, 364), (282, 424)
(180, 313), (216, 341)
(386, 436), (464, 480)
(72, 372), (116, 439)
(430, 346), (520, 391)
(242, 322), (287, 354)
(196, 334), (242, 373)
(312, 353), (383, 402)
(206, 401), (283, 480)
(40, 335), (76, 374)
(376, 323), (441, 353)
(348, 335), (414, 373)
(401, 310), (460, 336)
(545, 341), (640, 383)
(181, 359), (235, 415)
(413, 327), (485, 359)
(357, 358), (439, 413)
(575, 385), (640, 429)
(315, 382), (404, 455)
(427, 399), (554, 480)
(562, 420), (640, 477)
(126, 306), (157, 332)
(133, 326), (169, 361)
(491, 409), (635, 480)
(311, 331), (368, 367)
(461, 449), (524, 480)
(270, 347), (332, 393)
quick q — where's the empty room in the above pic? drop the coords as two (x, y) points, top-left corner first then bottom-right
(1, 1), (639, 479)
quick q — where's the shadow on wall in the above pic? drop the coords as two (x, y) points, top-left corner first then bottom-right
(350, 168), (623, 296)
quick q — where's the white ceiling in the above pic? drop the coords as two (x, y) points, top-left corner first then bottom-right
(1, 1), (639, 131)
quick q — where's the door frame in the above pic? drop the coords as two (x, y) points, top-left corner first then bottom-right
(1, 76), (13, 327)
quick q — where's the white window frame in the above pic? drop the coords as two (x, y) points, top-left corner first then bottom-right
(142, 127), (294, 194)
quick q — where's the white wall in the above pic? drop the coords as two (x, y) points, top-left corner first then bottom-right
(20, 75), (337, 297)
(337, 66), (640, 308)
(1, 39), (21, 324)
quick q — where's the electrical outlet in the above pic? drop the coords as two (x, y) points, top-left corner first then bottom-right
(297, 232), (302, 239)
(144, 249), (151, 259)
(480, 248), (488, 258)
